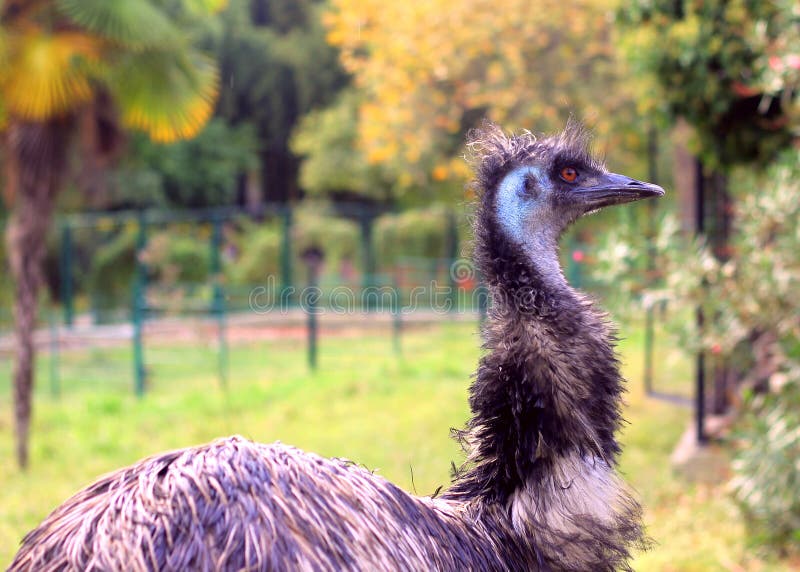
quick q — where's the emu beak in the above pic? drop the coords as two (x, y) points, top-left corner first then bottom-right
(577, 172), (664, 212)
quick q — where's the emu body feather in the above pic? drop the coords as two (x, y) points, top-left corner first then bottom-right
(10, 439), (516, 571)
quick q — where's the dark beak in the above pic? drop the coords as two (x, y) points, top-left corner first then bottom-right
(577, 172), (664, 212)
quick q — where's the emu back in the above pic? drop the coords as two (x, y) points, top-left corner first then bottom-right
(10, 438), (522, 571)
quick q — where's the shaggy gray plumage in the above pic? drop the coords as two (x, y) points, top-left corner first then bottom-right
(9, 121), (662, 572)
(9, 439), (514, 570)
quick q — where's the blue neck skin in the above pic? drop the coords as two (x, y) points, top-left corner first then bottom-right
(494, 166), (567, 292)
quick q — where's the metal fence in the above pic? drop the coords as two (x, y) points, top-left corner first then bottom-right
(0, 203), (679, 404)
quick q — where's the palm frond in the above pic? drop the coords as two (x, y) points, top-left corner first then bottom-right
(2, 30), (101, 120)
(109, 48), (218, 142)
(56, 0), (177, 49)
(180, 0), (229, 15)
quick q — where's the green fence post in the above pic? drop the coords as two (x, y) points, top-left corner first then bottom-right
(281, 207), (293, 299)
(211, 215), (228, 389)
(446, 208), (459, 312)
(60, 223), (74, 327)
(391, 279), (402, 355)
(306, 265), (319, 371)
(217, 289), (228, 389)
(132, 210), (147, 397)
(88, 225), (102, 325)
(360, 212), (375, 310)
(48, 307), (60, 399)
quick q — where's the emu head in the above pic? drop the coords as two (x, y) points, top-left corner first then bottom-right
(470, 121), (663, 267)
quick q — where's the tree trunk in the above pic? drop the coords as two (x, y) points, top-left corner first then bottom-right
(4, 119), (71, 469)
(671, 119), (698, 235)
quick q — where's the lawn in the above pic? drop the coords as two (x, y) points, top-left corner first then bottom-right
(0, 319), (792, 570)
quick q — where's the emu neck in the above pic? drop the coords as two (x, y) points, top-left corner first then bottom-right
(448, 212), (625, 505)
(513, 225), (570, 304)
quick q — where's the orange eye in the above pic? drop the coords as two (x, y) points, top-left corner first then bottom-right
(560, 167), (578, 183)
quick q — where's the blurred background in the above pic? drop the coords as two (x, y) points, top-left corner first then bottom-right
(0, 0), (798, 569)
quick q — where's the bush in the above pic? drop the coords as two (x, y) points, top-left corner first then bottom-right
(89, 226), (212, 319)
(141, 230), (211, 285)
(596, 149), (800, 554)
(375, 205), (453, 266)
(219, 206), (471, 287)
(88, 227), (138, 315)
(731, 377), (800, 553)
(226, 221), (282, 286)
(292, 207), (360, 272)
(596, 148), (800, 356)
(226, 209), (361, 286)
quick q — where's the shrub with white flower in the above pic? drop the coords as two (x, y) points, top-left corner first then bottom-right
(596, 148), (800, 553)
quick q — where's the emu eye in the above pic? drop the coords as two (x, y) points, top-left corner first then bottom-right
(560, 167), (579, 183)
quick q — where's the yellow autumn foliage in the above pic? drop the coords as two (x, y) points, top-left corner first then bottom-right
(326, 0), (641, 190)
(1, 31), (101, 121)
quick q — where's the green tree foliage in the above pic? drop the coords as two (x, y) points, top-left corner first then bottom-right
(110, 118), (258, 209)
(619, 0), (798, 169)
(291, 89), (392, 200)
(0, 0), (221, 140)
(751, 0), (799, 118)
(599, 150), (800, 366)
(212, 0), (349, 203)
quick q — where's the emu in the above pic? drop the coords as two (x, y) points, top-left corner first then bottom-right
(9, 122), (663, 572)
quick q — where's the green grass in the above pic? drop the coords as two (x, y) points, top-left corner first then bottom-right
(0, 321), (793, 570)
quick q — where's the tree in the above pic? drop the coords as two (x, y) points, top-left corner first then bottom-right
(109, 118), (258, 210)
(618, 0), (799, 414)
(0, 0), (221, 468)
(213, 0), (349, 203)
(618, 0), (797, 170)
(290, 89), (394, 202)
(322, 0), (644, 198)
